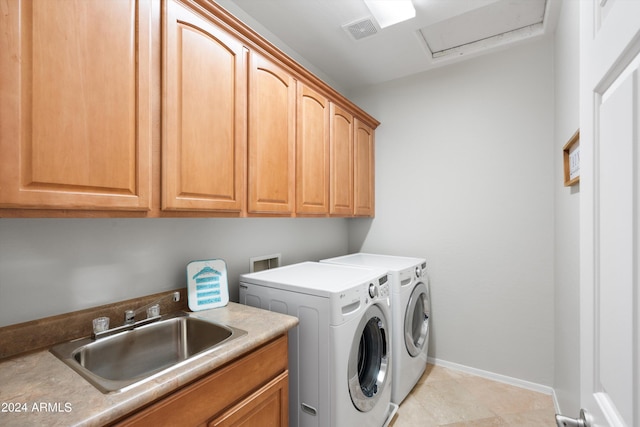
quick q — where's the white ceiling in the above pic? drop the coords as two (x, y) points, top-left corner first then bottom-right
(230, 0), (560, 92)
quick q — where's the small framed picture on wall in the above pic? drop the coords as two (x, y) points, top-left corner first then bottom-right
(563, 129), (580, 186)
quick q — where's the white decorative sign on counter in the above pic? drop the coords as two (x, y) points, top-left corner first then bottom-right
(186, 259), (229, 311)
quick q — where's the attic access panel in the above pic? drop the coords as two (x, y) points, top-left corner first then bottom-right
(418, 0), (547, 58)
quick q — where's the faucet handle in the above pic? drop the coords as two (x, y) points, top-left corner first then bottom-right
(124, 310), (135, 325)
(92, 317), (110, 334)
(146, 304), (160, 318)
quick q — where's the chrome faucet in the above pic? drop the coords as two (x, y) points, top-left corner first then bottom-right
(91, 292), (181, 340)
(124, 292), (181, 325)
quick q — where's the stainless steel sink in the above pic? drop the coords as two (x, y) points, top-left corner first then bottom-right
(50, 312), (246, 393)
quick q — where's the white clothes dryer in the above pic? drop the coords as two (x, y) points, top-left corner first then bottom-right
(239, 262), (397, 427)
(321, 253), (430, 404)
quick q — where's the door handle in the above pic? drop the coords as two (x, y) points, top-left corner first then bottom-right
(555, 409), (591, 427)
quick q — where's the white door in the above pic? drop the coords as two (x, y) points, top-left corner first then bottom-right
(579, 0), (640, 426)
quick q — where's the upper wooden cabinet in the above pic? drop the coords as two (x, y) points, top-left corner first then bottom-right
(162, 0), (246, 212)
(248, 53), (296, 215)
(354, 119), (375, 217)
(296, 85), (330, 215)
(329, 104), (355, 216)
(0, 0), (152, 211)
(0, 0), (378, 218)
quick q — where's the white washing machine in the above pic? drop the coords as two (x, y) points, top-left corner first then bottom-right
(239, 262), (397, 427)
(321, 253), (430, 404)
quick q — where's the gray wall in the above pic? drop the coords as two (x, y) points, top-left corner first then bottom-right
(553, 0), (581, 414)
(0, 218), (349, 326)
(348, 38), (556, 386)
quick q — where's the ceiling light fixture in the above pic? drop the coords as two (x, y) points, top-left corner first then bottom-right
(363, 0), (416, 29)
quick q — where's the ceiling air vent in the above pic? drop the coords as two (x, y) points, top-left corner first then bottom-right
(343, 18), (378, 41)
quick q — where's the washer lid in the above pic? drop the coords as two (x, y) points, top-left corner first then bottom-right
(239, 261), (387, 297)
(322, 253), (425, 273)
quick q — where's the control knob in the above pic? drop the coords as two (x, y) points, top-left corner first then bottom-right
(368, 283), (378, 298)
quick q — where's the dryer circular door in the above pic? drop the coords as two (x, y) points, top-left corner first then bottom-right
(347, 304), (390, 412)
(404, 282), (430, 357)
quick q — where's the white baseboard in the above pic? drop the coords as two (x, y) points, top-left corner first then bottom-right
(427, 357), (560, 412)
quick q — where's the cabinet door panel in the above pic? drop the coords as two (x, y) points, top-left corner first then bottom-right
(0, 0), (152, 210)
(115, 336), (288, 427)
(209, 372), (288, 427)
(296, 85), (329, 215)
(248, 54), (296, 214)
(354, 119), (374, 217)
(329, 104), (354, 216)
(163, 0), (246, 212)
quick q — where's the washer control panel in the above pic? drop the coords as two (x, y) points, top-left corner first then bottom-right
(337, 274), (390, 323)
(375, 274), (390, 299)
(415, 262), (427, 279)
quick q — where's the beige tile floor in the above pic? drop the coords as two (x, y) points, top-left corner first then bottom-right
(389, 364), (557, 427)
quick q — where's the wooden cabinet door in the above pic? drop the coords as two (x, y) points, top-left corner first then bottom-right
(329, 104), (354, 216)
(0, 0), (152, 210)
(115, 335), (288, 427)
(162, 0), (246, 212)
(209, 372), (288, 427)
(296, 85), (329, 215)
(354, 119), (375, 217)
(248, 53), (296, 214)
